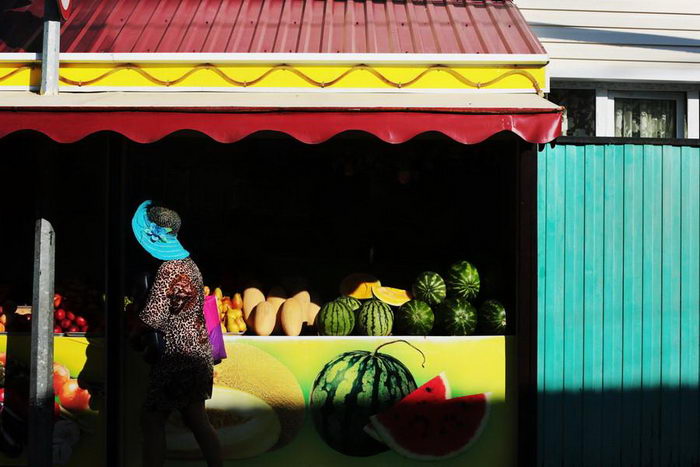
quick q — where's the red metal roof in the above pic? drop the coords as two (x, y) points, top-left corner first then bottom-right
(0, 0), (545, 54)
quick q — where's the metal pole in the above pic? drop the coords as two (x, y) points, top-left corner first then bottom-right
(29, 219), (56, 467)
(40, 0), (60, 96)
(105, 134), (126, 467)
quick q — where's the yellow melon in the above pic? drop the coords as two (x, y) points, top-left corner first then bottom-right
(279, 299), (304, 337)
(372, 286), (412, 306)
(214, 343), (305, 450)
(251, 302), (276, 336)
(242, 288), (265, 324)
(166, 386), (280, 459)
(339, 273), (381, 299)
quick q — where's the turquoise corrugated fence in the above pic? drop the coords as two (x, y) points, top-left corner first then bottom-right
(538, 144), (700, 466)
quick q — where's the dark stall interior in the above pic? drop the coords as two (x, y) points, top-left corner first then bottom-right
(0, 131), (528, 335)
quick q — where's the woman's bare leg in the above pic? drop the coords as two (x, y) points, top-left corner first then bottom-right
(180, 400), (223, 467)
(141, 408), (170, 467)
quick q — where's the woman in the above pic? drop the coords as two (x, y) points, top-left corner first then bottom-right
(130, 200), (222, 467)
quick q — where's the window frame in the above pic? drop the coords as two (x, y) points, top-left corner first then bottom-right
(549, 80), (700, 140)
(608, 90), (686, 139)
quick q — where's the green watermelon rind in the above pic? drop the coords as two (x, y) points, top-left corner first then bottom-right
(395, 300), (434, 336)
(317, 300), (356, 336)
(479, 299), (507, 334)
(368, 391), (491, 461)
(337, 295), (362, 312)
(438, 298), (478, 336)
(357, 299), (394, 336)
(412, 272), (447, 306)
(310, 350), (417, 456)
(446, 261), (480, 300)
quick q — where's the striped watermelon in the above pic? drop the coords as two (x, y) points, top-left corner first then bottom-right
(317, 300), (355, 336)
(336, 295), (361, 314)
(357, 299), (394, 336)
(438, 298), (477, 336)
(479, 299), (507, 334)
(412, 272), (447, 306)
(446, 261), (480, 300)
(395, 300), (434, 335)
(310, 341), (420, 456)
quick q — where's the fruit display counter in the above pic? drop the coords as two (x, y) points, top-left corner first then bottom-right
(0, 335), (104, 466)
(123, 335), (517, 466)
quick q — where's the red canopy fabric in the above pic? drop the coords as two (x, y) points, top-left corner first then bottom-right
(0, 109), (561, 144)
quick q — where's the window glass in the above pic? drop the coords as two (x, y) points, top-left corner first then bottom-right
(615, 98), (676, 138)
(548, 89), (595, 136)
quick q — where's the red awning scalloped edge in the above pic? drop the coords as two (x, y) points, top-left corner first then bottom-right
(0, 110), (561, 144)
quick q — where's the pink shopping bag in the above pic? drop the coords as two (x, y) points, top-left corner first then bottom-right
(203, 295), (227, 364)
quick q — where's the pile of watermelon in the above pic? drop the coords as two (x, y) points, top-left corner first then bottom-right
(316, 263), (508, 337)
(407, 262), (508, 336)
(365, 373), (490, 460)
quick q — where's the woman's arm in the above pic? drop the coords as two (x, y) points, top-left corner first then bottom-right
(138, 263), (171, 332)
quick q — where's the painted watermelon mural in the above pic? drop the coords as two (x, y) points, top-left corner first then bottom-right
(369, 374), (490, 460)
(129, 336), (515, 467)
(309, 341), (422, 456)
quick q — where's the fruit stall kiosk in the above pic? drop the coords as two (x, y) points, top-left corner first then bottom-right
(0, 1), (561, 465)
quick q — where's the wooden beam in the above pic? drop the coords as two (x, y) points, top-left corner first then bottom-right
(29, 219), (55, 467)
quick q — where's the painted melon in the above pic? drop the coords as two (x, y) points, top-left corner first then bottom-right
(412, 272), (447, 306)
(364, 373), (451, 441)
(479, 299), (507, 335)
(372, 287), (412, 307)
(395, 300), (434, 336)
(356, 299), (394, 336)
(339, 273), (381, 299)
(316, 300), (355, 336)
(446, 261), (480, 300)
(369, 392), (490, 460)
(310, 341), (419, 456)
(438, 298), (477, 336)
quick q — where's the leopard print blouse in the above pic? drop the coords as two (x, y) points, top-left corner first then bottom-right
(139, 258), (213, 411)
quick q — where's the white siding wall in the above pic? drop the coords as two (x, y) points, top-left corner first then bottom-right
(516, 0), (700, 83)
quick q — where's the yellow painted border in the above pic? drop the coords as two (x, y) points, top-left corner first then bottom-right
(0, 61), (546, 92)
(0, 62), (41, 88)
(56, 63), (545, 91)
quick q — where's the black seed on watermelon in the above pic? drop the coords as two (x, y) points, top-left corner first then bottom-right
(369, 391), (490, 460)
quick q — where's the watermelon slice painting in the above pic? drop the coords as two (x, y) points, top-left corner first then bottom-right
(366, 373), (490, 461)
(364, 373), (451, 441)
